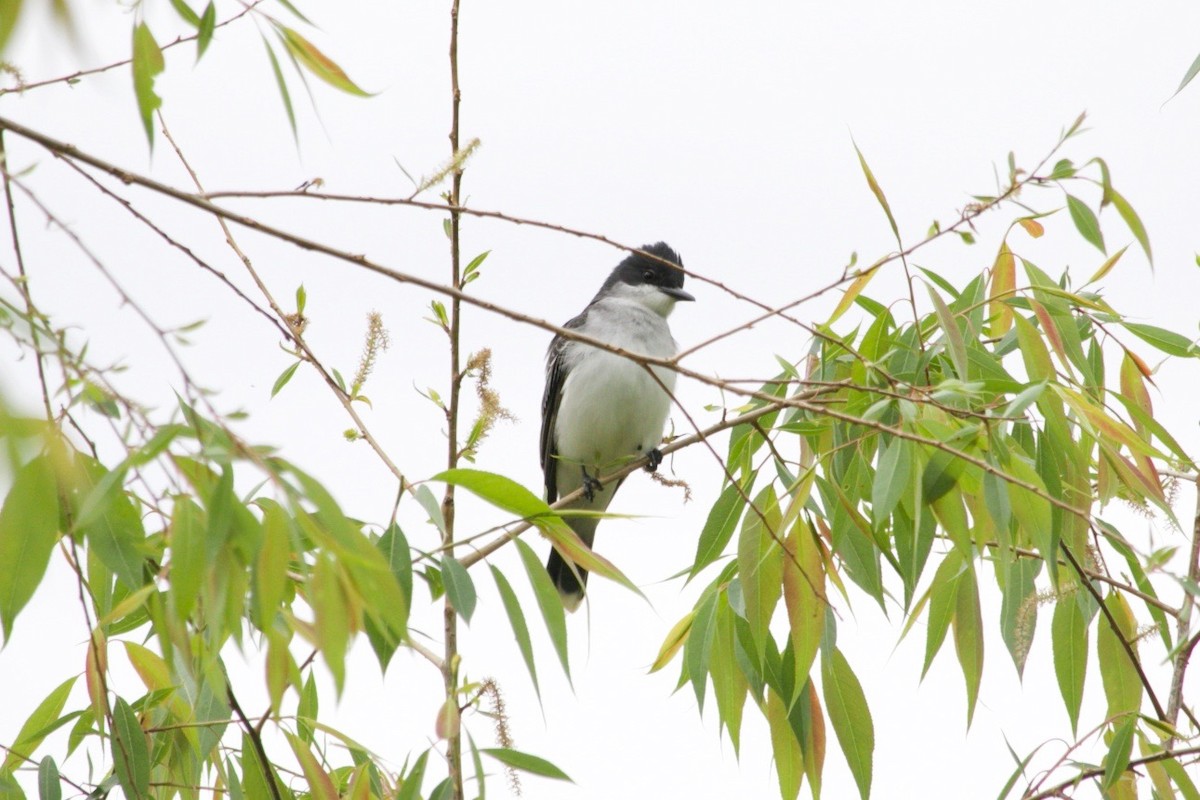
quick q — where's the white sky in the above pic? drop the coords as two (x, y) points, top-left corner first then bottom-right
(2, 2), (1200, 799)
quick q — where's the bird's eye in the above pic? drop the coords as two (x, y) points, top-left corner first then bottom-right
(642, 270), (655, 281)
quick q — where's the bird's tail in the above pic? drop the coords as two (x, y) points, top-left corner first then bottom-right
(545, 519), (597, 613)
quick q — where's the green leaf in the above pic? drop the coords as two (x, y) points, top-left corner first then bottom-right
(111, 697), (150, 800)
(285, 732), (340, 800)
(271, 360), (301, 398)
(2, 677), (77, 772)
(275, 24), (372, 96)
(1097, 593), (1142, 717)
(921, 448), (965, 505)
(0, 0), (24, 54)
(822, 648), (873, 800)
(0, 453), (60, 641)
(480, 748), (571, 782)
(922, 550), (964, 677)
(395, 751), (429, 800)
(853, 141), (899, 241)
(952, 570), (984, 725)
(490, 566), (540, 701)
(168, 0), (200, 27)
(926, 284), (969, 380)
(37, 757), (61, 800)
(1051, 596), (1088, 735)
(692, 475), (751, 577)
(414, 484), (446, 533)
(736, 485), (782, 661)
(440, 556), (476, 623)
(870, 439), (910, 528)
(514, 538), (570, 682)
(1065, 194), (1105, 253)
(131, 23), (165, 146)
(766, 690), (803, 800)
(376, 523), (413, 621)
(197, 2), (216, 60)
(1101, 717), (1136, 792)
(1122, 322), (1198, 358)
(1171, 48), (1200, 99)
(169, 496), (205, 621)
(1107, 188), (1152, 265)
(262, 39), (297, 142)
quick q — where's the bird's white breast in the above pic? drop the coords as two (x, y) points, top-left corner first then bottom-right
(553, 298), (678, 471)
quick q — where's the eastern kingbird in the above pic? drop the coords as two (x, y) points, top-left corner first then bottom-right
(540, 242), (694, 611)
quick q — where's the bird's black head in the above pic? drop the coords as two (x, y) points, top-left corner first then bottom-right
(597, 242), (694, 306)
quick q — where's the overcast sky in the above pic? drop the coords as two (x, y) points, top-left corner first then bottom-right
(2, 2), (1200, 799)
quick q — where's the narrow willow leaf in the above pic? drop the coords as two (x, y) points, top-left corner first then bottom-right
(926, 284), (969, 379)
(197, 2), (216, 59)
(782, 519), (824, 688)
(691, 477), (751, 577)
(131, 23), (165, 146)
(1108, 188), (1152, 265)
(38, 757), (61, 800)
(0, 0), (24, 53)
(286, 732), (340, 800)
(0, 453), (60, 640)
(262, 38), (297, 141)
(1065, 194), (1105, 253)
(2, 677), (77, 772)
(922, 551), (964, 677)
(822, 648), (873, 800)
(952, 570), (984, 725)
(1097, 593), (1142, 717)
(1173, 48), (1200, 98)
(169, 496), (205, 621)
(1051, 597), (1088, 735)
(1123, 322), (1198, 358)
(271, 360), (301, 398)
(853, 142), (899, 240)
(253, 500), (290, 631)
(736, 485), (782, 661)
(1101, 717), (1136, 792)
(828, 262), (882, 325)
(112, 697), (150, 800)
(1087, 244), (1129, 285)
(480, 748), (571, 781)
(514, 538), (570, 681)
(870, 438), (909, 527)
(168, 0), (200, 26)
(276, 24), (372, 96)
(710, 598), (749, 753)
(310, 556), (349, 693)
(395, 753), (430, 800)
(440, 556), (476, 623)
(649, 611), (694, 673)
(766, 690), (803, 800)
(989, 241), (1016, 336)
(490, 566), (541, 699)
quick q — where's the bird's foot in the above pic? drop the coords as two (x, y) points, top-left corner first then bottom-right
(580, 467), (602, 502)
(645, 447), (663, 472)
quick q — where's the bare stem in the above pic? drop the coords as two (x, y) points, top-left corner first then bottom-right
(441, 1), (466, 797)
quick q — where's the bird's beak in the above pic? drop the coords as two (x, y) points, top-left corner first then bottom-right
(661, 286), (695, 302)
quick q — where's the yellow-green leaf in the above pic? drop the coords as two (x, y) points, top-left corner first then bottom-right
(1066, 194), (1105, 253)
(131, 22), (165, 146)
(2, 677), (76, 772)
(782, 519), (825, 688)
(1097, 593), (1142, 717)
(276, 24), (371, 96)
(1051, 596), (1088, 735)
(952, 569), (983, 725)
(111, 697), (150, 800)
(822, 648), (873, 800)
(988, 241), (1016, 336)
(0, 453), (60, 641)
(285, 732), (340, 800)
(649, 610), (694, 673)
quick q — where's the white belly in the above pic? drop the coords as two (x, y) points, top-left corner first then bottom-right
(554, 350), (676, 471)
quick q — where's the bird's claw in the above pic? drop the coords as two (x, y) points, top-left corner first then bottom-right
(581, 467), (602, 502)
(645, 447), (663, 472)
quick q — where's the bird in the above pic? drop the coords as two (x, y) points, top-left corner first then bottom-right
(540, 242), (694, 611)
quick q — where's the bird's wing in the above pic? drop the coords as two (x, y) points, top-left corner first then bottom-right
(540, 311), (588, 503)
